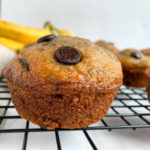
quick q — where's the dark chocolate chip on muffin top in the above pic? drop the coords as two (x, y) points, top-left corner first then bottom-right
(55, 46), (81, 65)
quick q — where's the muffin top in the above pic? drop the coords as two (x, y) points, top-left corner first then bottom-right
(117, 48), (150, 71)
(95, 40), (120, 54)
(2, 35), (122, 94)
(141, 48), (150, 57)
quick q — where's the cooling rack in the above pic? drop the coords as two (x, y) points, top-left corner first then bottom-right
(0, 76), (150, 150)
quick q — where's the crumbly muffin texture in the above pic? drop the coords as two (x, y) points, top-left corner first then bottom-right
(95, 40), (120, 54)
(117, 49), (150, 87)
(2, 36), (123, 129)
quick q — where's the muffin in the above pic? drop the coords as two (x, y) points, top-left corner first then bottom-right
(117, 48), (150, 88)
(141, 48), (150, 57)
(95, 40), (120, 55)
(2, 35), (123, 129)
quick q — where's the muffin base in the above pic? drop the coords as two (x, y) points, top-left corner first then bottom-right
(123, 69), (149, 88)
(8, 81), (118, 129)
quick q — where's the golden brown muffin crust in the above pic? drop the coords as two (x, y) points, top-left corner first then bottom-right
(2, 36), (122, 94)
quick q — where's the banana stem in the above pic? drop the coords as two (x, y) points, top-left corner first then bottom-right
(44, 21), (61, 35)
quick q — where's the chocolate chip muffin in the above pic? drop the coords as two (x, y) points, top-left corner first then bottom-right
(141, 48), (150, 57)
(95, 40), (120, 55)
(117, 49), (150, 88)
(2, 35), (123, 129)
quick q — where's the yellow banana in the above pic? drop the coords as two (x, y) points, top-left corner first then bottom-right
(44, 22), (75, 36)
(0, 20), (52, 45)
(56, 29), (75, 36)
(0, 37), (24, 52)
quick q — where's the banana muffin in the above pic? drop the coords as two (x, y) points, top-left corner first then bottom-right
(95, 40), (120, 55)
(2, 35), (123, 129)
(117, 49), (150, 88)
(141, 48), (150, 57)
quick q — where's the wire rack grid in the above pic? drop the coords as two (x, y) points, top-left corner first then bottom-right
(0, 76), (150, 150)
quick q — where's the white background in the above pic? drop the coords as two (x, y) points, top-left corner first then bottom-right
(1, 0), (150, 150)
(2, 0), (150, 50)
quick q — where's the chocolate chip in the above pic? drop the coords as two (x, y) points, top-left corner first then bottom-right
(55, 46), (81, 65)
(54, 94), (63, 99)
(37, 34), (56, 43)
(20, 59), (29, 71)
(130, 52), (141, 59)
(126, 81), (130, 86)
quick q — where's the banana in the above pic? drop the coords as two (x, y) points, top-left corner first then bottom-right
(0, 20), (74, 53)
(56, 29), (75, 36)
(44, 22), (75, 36)
(0, 37), (24, 51)
(0, 20), (52, 45)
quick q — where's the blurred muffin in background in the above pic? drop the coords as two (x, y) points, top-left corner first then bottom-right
(117, 48), (150, 88)
(141, 48), (150, 57)
(95, 40), (120, 55)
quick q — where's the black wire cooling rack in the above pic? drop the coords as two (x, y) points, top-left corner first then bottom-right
(0, 76), (150, 150)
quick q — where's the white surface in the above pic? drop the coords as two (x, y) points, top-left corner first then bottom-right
(0, 46), (15, 74)
(1, 0), (150, 150)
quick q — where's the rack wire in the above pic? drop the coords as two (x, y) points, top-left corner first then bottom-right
(0, 77), (150, 150)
